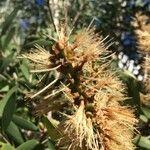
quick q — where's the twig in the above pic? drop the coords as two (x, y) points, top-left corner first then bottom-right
(47, 0), (57, 33)
(72, 2), (85, 27)
(31, 72), (60, 99)
(64, 0), (68, 36)
(44, 87), (64, 99)
(30, 65), (61, 73)
(0, 133), (9, 143)
(87, 17), (97, 30)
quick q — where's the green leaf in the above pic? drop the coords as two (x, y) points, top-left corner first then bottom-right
(0, 85), (9, 92)
(141, 107), (150, 119)
(0, 54), (14, 72)
(134, 135), (150, 149)
(135, 0), (144, 7)
(12, 115), (38, 131)
(1, 7), (19, 36)
(16, 139), (39, 150)
(42, 116), (62, 141)
(5, 121), (24, 144)
(20, 59), (30, 81)
(139, 114), (148, 123)
(126, 77), (141, 111)
(0, 86), (17, 130)
(48, 139), (56, 150)
(23, 39), (53, 48)
(0, 143), (15, 150)
(2, 27), (16, 49)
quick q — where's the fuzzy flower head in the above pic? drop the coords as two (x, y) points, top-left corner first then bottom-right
(23, 25), (137, 150)
(133, 13), (150, 54)
(133, 12), (150, 106)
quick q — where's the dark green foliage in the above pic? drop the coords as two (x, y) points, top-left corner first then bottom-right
(0, 7), (19, 36)
(12, 115), (38, 131)
(47, 139), (56, 150)
(42, 116), (62, 141)
(0, 143), (15, 150)
(134, 135), (150, 149)
(16, 139), (39, 150)
(141, 107), (150, 119)
(6, 121), (24, 144)
(0, 86), (17, 130)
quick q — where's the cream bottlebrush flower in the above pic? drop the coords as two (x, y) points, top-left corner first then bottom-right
(73, 29), (109, 63)
(23, 27), (137, 150)
(140, 93), (150, 107)
(133, 13), (150, 106)
(133, 13), (150, 54)
(136, 30), (150, 53)
(133, 13), (150, 69)
(63, 64), (137, 150)
(63, 101), (99, 150)
(95, 91), (136, 150)
(59, 32), (136, 149)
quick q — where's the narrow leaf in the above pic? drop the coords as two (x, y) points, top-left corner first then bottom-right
(1, 7), (19, 36)
(5, 121), (24, 144)
(48, 139), (56, 150)
(134, 135), (150, 149)
(20, 59), (30, 81)
(2, 27), (15, 49)
(12, 115), (38, 131)
(16, 139), (39, 150)
(141, 107), (150, 119)
(139, 114), (148, 123)
(1, 143), (15, 150)
(42, 116), (62, 141)
(0, 86), (17, 130)
(24, 39), (53, 48)
(0, 85), (9, 92)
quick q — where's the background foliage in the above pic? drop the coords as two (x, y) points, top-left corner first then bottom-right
(0, 0), (150, 149)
